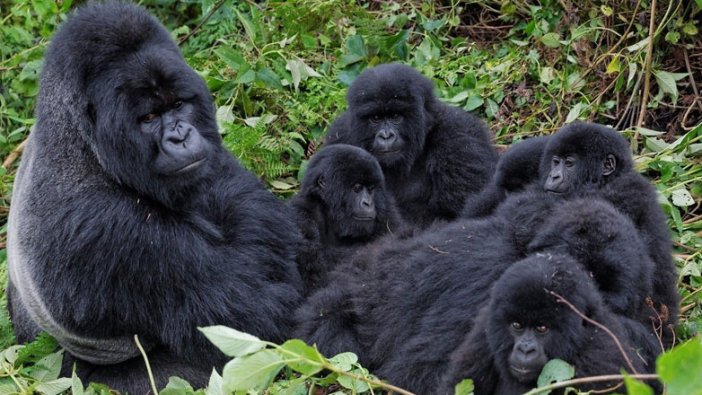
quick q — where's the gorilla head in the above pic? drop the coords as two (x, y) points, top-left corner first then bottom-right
(540, 122), (633, 195)
(299, 144), (391, 241)
(488, 254), (593, 385)
(38, 2), (220, 206)
(343, 63), (435, 171)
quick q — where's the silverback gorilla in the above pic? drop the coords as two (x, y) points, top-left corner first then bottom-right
(289, 144), (406, 293)
(325, 63), (498, 228)
(7, 2), (303, 391)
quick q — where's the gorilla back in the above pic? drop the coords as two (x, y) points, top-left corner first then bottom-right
(7, 2), (303, 390)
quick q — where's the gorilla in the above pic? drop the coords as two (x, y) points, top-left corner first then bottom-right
(324, 63), (498, 228)
(289, 144), (406, 293)
(7, 2), (303, 392)
(538, 122), (678, 343)
(295, 197), (661, 393)
(440, 253), (648, 395)
(462, 136), (549, 218)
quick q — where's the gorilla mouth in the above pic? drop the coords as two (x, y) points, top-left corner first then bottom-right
(509, 365), (538, 382)
(375, 149), (400, 155)
(175, 158), (207, 174)
(353, 216), (375, 221)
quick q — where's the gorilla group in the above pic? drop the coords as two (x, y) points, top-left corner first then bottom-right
(7, 2), (303, 391)
(297, 122), (677, 393)
(325, 63), (498, 228)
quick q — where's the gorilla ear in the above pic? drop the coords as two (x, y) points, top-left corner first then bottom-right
(602, 154), (616, 176)
(316, 175), (327, 190)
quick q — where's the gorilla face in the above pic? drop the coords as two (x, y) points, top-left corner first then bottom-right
(86, 49), (220, 205)
(540, 122), (630, 196)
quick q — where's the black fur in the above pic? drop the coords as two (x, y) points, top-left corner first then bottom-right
(289, 144), (406, 293)
(6, 2), (303, 392)
(440, 254), (648, 395)
(462, 136), (549, 218)
(325, 63), (498, 228)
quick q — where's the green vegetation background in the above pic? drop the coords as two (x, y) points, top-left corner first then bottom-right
(0, 0), (701, 393)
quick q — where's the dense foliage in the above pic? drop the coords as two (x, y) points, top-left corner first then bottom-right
(0, 0), (701, 393)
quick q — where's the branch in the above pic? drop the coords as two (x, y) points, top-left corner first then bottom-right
(522, 373), (659, 395)
(635, 0), (657, 134)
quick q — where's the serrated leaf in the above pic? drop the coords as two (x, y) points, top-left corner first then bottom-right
(671, 188), (695, 207)
(454, 378), (475, 395)
(537, 359), (575, 390)
(540, 32), (561, 48)
(1, 345), (23, 364)
(222, 349), (285, 391)
(206, 369), (223, 395)
(329, 352), (358, 372)
(35, 378), (72, 395)
(657, 339), (702, 395)
(286, 58), (321, 91)
(199, 326), (266, 358)
(279, 339), (325, 376)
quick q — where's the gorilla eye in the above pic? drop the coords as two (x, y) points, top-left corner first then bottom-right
(352, 183), (363, 193)
(511, 322), (523, 330)
(173, 100), (184, 109)
(536, 325), (549, 334)
(564, 157), (575, 167)
(552, 156), (560, 166)
(392, 113), (402, 121)
(141, 113), (159, 123)
(370, 114), (382, 123)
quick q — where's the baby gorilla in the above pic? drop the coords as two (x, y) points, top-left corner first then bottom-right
(440, 253), (647, 395)
(325, 63), (498, 228)
(289, 145), (405, 292)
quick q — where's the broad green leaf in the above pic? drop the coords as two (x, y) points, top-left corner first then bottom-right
(635, 126), (664, 137)
(286, 58), (321, 91)
(29, 350), (63, 381)
(540, 32), (561, 48)
(1, 345), (22, 364)
(244, 114), (277, 128)
(624, 375), (654, 395)
(270, 180), (296, 190)
(627, 62), (638, 89)
(626, 37), (649, 53)
(464, 95), (484, 112)
(454, 378), (475, 395)
(657, 339), (702, 395)
(346, 35), (368, 58)
(234, 9), (257, 44)
(539, 67), (554, 84)
(222, 349), (285, 391)
(653, 70), (687, 103)
(279, 339), (325, 375)
(72, 371), (84, 395)
(606, 55), (621, 74)
(600, 5), (613, 16)
(337, 368), (371, 392)
(696, 0), (702, 9)
(329, 352), (358, 372)
(159, 377), (196, 395)
(215, 48), (245, 70)
(565, 102), (587, 123)
(198, 326), (266, 358)
(35, 378), (72, 395)
(206, 369), (223, 395)
(537, 359), (575, 390)
(485, 98), (499, 118)
(446, 91), (469, 104)
(256, 68), (283, 89)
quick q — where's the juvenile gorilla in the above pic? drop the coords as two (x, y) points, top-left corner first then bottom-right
(325, 63), (498, 228)
(289, 144), (406, 292)
(462, 136), (549, 218)
(440, 254), (647, 395)
(7, 2), (303, 391)
(539, 122), (678, 342)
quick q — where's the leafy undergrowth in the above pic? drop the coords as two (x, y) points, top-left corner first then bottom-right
(1, 0), (701, 393)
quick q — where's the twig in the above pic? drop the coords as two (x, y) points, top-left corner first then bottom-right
(2, 139), (27, 169)
(683, 48), (702, 113)
(178, 0), (227, 46)
(134, 335), (158, 395)
(549, 291), (639, 374)
(635, 0), (657, 134)
(521, 373), (659, 395)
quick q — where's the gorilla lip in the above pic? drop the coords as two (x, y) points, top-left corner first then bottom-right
(509, 365), (536, 379)
(175, 158), (207, 174)
(352, 216), (375, 221)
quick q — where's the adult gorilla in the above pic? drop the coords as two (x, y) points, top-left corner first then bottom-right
(7, 2), (303, 391)
(325, 63), (498, 228)
(289, 144), (407, 293)
(440, 254), (648, 395)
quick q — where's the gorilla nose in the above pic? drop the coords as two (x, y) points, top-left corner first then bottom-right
(164, 123), (193, 148)
(517, 341), (537, 356)
(378, 128), (396, 141)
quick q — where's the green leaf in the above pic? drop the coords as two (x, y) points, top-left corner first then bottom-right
(446, 91), (469, 104)
(159, 377), (196, 395)
(485, 98), (499, 118)
(600, 5), (613, 16)
(671, 188), (695, 207)
(329, 352), (358, 372)
(539, 67), (554, 84)
(198, 326), (266, 358)
(606, 55), (621, 74)
(206, 369), (223, 395)
(35, 378), (72, 395)
(286, 58), (321, 91)
(222, 349), (285, 391)
(215, 48), (245, 70)
(29, 350), (63, 381)
(565, 102), (588, 123)
(624, 375), (654, 395)
(72, 371), (85, 395)
(464, 95), (484, 112)
(540, 32), (561, 48)
(454, 378), (475, 395)
(270, 180), (296, 190)
(279, 339), (325, 376)
(653, 70), (687, 103)
(337, 368), (371, 392)
(256, 68), (284, 89)
(537, 359), (575, 390)
(657, 339), (702, 395)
